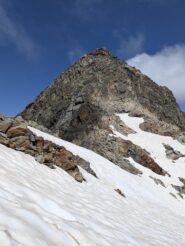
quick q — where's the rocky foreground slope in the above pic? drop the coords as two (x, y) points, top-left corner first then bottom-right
(0, 114), (99, 182)
(1, 113), (185, 245)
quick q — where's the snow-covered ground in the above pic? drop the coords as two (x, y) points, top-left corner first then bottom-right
(114, 113), (185, 190)
(0, 114), (185, 245)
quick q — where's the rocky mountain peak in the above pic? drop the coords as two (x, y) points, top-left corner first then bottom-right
(19, 52), (185, 167)
(20, 48), (185, 175)
(21, 48), (185, 133)
(86, 47), (113, 57)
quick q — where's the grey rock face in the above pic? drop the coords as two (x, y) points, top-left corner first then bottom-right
(21, 48), (185, 137)
(177, 133), (185, 144)
(149, 176), (166, 188)
(163, 144), (185, 160)
(0, 119), (13, 133)
(171, 177), (185, 198)
(20, 48), (185, 176)
(75, 156), (97, 178)
(172, 184), (185, 198)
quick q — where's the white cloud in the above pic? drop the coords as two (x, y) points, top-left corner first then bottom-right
(0, 2), (38, 60)
(74, 0), (103, 20)
(127, 44), (185, 103)
(116, 33), (145, 58)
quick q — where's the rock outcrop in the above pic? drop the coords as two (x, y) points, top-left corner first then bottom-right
(0, 115), (86, 182)
(163, 144), (185, 160)
(171, 178), (185, 198)
(149, 176), (166, 188)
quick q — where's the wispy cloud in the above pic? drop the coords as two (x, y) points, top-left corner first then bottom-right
(67, 44), (85, 64)
(74, 0), (103, 20)
(115, 33), (145, 59)
(127, 44), (185, 103)
(0, 1), (39, 61)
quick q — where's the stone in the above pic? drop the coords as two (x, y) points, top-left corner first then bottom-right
(0, 119), (13, 133)
(0, 133), (9, 146)
(84, 132), (143, 175)
(7, 124), (28, 138)
(11, 136), (32, 151)
(163, 144), (185, 160)
(128, 145), (166, 176)
(14, 116), (25, 122)
(172, 183), (185, 198)
(0, 114), (5, 121)
(169, 193), (177, 199)
(28, 132), (36, 143)
(179, 177), (185, 186)
(35, 155), (45, 163)
(68, 167), (84, 183)
(75, 156), (97, 178)
(177, 133), (185, 144)
(149, 176), (166, 187)
(115, 189), (126, 197)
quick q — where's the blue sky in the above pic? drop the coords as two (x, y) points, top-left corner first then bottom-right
(0, 0), (185, 116)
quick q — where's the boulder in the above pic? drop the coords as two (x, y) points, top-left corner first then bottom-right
(0, 119), (13, 133)
(163, 144), (185, 160)
(0, 133), (9, 146)
(54, 149), (76, 171)
(75, 156), (97, 178)
(7, 124), (28, 138)
(149, 176), (166, 187)
(115, 189), (126, 197)
(68, 167), (84, 183)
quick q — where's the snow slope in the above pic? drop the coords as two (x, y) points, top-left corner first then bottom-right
(0, 114), (185, 245)
(114, 113), (185, 190)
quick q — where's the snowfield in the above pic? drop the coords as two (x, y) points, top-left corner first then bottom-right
(0, 114), (185, 245)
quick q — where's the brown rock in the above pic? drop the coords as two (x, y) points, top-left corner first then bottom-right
(54, 149), (76, 171)
(0, 117), (85, 182)
(149, 176), (166, 187)
(0, 133), (9, 146)
(128, 144), (166, 176)
(115, 189), (126, 197)
(0, 119), (13, 133)
(68, 167), (84, 183)
(7, 124), (28, 138)
(163, 144), (185, 160)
